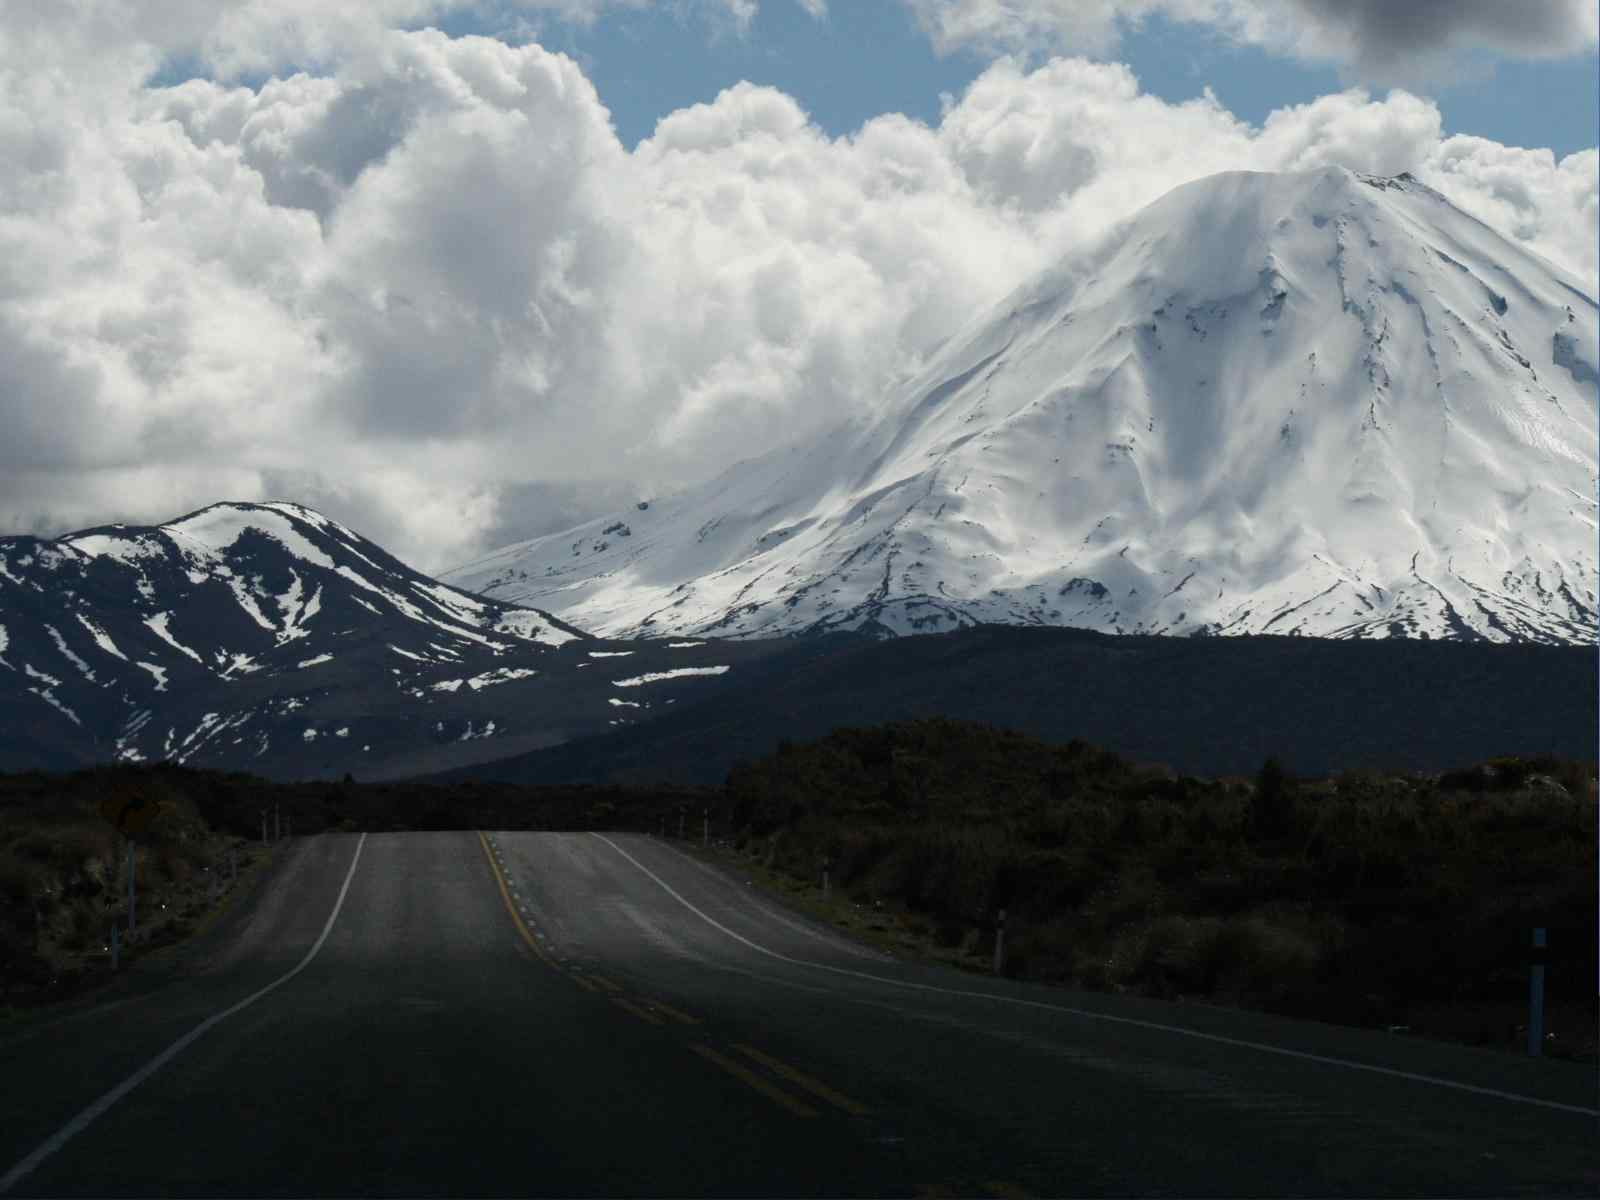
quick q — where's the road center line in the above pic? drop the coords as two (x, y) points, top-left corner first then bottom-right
(591, 833), (1597, 1118)
(0, 834), (369, 1196)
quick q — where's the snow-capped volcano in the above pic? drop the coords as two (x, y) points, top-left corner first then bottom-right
(444, 167), (1598, 645)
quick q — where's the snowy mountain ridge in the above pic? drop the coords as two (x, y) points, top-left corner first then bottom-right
(443, 167), (1599, 646)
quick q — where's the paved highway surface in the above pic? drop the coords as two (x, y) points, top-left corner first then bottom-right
(1, 830), (1595, 1197)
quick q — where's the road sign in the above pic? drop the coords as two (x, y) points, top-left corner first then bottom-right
(98, 793), (163, 837)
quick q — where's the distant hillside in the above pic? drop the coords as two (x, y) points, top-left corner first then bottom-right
(421, 624), (1596, 786)
(0, 501), (817, 779)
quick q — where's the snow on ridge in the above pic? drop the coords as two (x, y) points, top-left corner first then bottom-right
(64, 532), (163, 567)
(145, 612), (205, 664)
(225, 576), (277, 633)
(493, 607), (581, 647)
(219, 651), (261, 678)
(275, 571), (317, 642)
(612, 666), (730, 687)
(166, 505), (336, 569)
(466, 666), (537, 690)
(413, 579), (486, 616)
(588, 650), (633, 658)
(76, 613), (128, 660)
(430, 666), (539, 693)
(23, 662), (80, 726)
(45, 625), (95, 681)
(297, 653), (333, 668)
(137, 662), (169, 692)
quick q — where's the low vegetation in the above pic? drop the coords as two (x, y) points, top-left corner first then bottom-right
(720, 720), (1596, 1061)
(2, 724), (1592, 1064)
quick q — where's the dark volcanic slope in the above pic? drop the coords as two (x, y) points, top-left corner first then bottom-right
(424, 624), (1597, 786)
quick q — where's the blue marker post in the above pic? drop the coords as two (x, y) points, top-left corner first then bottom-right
(1527, 927), (1546, 1057)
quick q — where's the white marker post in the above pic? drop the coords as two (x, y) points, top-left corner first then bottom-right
(1528, 927), (1546, 1057)
(993, 908), (1007, 975)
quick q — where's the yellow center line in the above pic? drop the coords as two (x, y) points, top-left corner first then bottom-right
(640, 998), (700, 1026)
(568, 973), (603, 994)
(585, 973), (625, 994)
(731, 1043), (871, 1116)
(687, 1044), (818, 1118)
(475, 831), (558, 971)
(612, 998), (666, 1025)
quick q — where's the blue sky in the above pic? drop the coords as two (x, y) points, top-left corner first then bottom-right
(414, 3), (1599, 158)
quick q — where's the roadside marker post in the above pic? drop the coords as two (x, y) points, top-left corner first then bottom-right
(126, 839), (136, 936)
(993, 908), (1007, 975)
(678, 807), (685, 841)
(97, 794), (161, 941)
(822, 855), (831, 901)
(703, 808), (709, 848)
(261, 811), (267, 846)
(1528, 927), (1546, 1057)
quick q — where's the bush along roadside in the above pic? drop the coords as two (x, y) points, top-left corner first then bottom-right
(2, 726), (1593, 1064)
(713, 720), (1597, 1063)
(0, 768), (275, 1019)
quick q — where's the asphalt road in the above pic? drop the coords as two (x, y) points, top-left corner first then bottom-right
(1, 830), (1595, 1197)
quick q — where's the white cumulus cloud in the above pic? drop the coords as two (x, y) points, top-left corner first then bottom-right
(0, 8), (1593, 574)
(900, 0), (1599, 79)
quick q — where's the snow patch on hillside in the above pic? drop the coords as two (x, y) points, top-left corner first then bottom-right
(77, 614), (127, 660)
(145, 612), (205, 664)
(612, 666), (731, 687)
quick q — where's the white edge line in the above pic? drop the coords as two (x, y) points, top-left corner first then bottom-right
(590, 833), (1598, 1119)
(647, 835), (892, 963)
(0, 833), (369, 1195)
